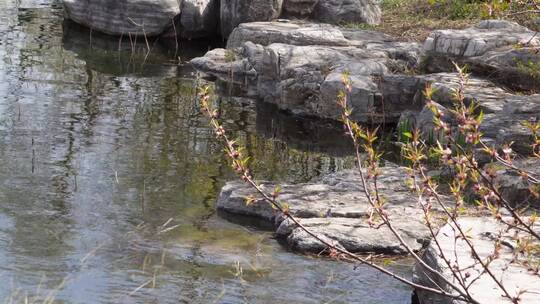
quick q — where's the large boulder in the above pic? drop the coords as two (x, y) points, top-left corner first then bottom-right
(220, 0), (283, 38)
(178, 0), (220, 38)
(226, 21), (354, 48)
(319, 72), (381, 122)
(62, 0), (181, 36)
(255, 43), (389, 120)
(422, 20), (540, 92)
(282, 0), (381, 25)
(192, 22), (422, 123)
(414, 217), (540, 304)
(217, 164), (432, 254)
(226, 20), (407, 49)
(313, 0), (381, 25)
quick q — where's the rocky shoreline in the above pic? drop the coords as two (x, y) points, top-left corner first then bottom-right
(62, 1), (540, 303)
(189, 16), (540, 300)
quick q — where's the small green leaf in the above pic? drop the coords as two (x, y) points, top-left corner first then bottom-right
(402, 131), (412, 139)
(382, 259), (395, 266)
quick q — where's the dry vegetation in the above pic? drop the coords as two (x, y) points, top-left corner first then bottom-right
(347, 0), (540, 42)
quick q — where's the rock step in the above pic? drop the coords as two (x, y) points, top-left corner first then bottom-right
(217, 164), (433, 254)
(422, 20), (540, 92)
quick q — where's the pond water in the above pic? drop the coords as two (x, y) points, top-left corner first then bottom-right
(0, 1), (413, 303)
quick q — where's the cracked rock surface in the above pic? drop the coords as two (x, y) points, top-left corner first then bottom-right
(217, 164), (432, 254)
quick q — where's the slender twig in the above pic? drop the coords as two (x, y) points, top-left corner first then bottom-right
(338, 76), (479, 303)
(198, 86), (470, 302)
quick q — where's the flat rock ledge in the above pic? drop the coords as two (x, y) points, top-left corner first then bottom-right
(192, 20), (540, 128)
(217, 163), (433, 255)
(414, 217), (540, 304)
(423, 20), (540, 92)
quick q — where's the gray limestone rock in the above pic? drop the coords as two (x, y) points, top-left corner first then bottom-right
(423, 20), (538, 59)
(63, 0), (181, 36)
(465, 46), (540, 92)
(414, 217), (540, 304)
(220, 0), (283, 38)
(313, 0), (381, 25)
(192, 22), (422, 123)
(226, 21), (354, 48)
(217, 164), (433, 254)
(422, 20), (540, 92)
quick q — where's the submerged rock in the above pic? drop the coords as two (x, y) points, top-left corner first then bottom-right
(63, 0), (181, 36)
(217, 164), (432, 254)
(414, 217), (540, 304)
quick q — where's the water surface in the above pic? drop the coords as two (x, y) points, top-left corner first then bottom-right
(0, 1), (413, 303)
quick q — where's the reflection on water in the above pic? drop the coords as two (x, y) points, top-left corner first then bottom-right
(0, 1), (412, 303)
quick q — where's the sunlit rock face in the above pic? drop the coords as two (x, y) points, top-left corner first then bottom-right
(414, 217), (540, 304)
(226, 21), (354, 48)
(216, 164), (433, 254)
(191, 21), (422, 123)
(422, 20), (540, 92)
(62, 0), (181, 36)
(423, 20), (538, 58)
